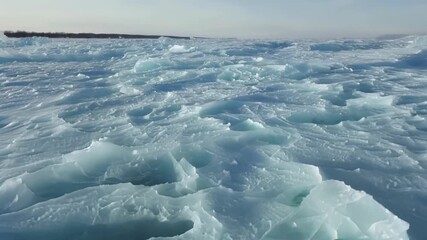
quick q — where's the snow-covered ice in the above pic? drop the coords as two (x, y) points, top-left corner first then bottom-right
(0, 33), (426, 239)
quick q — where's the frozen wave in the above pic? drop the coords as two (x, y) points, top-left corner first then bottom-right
(1, 34), (426, 239)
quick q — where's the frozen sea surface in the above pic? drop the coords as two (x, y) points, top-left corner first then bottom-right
(0, 33), (426, 239)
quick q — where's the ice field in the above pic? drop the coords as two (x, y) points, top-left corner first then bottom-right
(0, 33), (426, 239)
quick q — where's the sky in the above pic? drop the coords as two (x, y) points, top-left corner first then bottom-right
(1, 0), (426, 39)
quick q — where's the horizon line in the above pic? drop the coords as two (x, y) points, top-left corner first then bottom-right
(2, 30), (426, 41)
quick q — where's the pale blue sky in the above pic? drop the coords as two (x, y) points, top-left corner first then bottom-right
(1, 0), (426, 38)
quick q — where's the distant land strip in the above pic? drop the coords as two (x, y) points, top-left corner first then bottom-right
(3, 31), (192, 39)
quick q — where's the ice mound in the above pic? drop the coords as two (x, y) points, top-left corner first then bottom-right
(133, 58), (176, 73)
(0, 184), (220, 240)
(169, 45), (195, 53)
(225, 41), (293, 56)
(310, 40), (384, 52)
(396, 49), (427, 69)
(288, 94), (397, 125)
(263, 180), (409, 240)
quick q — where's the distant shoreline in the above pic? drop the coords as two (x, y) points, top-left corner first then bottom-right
(3, 31), (192, 40)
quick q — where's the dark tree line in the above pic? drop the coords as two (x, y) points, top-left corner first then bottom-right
(3, 31), (191, 39)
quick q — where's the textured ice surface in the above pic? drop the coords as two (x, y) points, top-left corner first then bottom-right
(1, 33), (426, 239)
